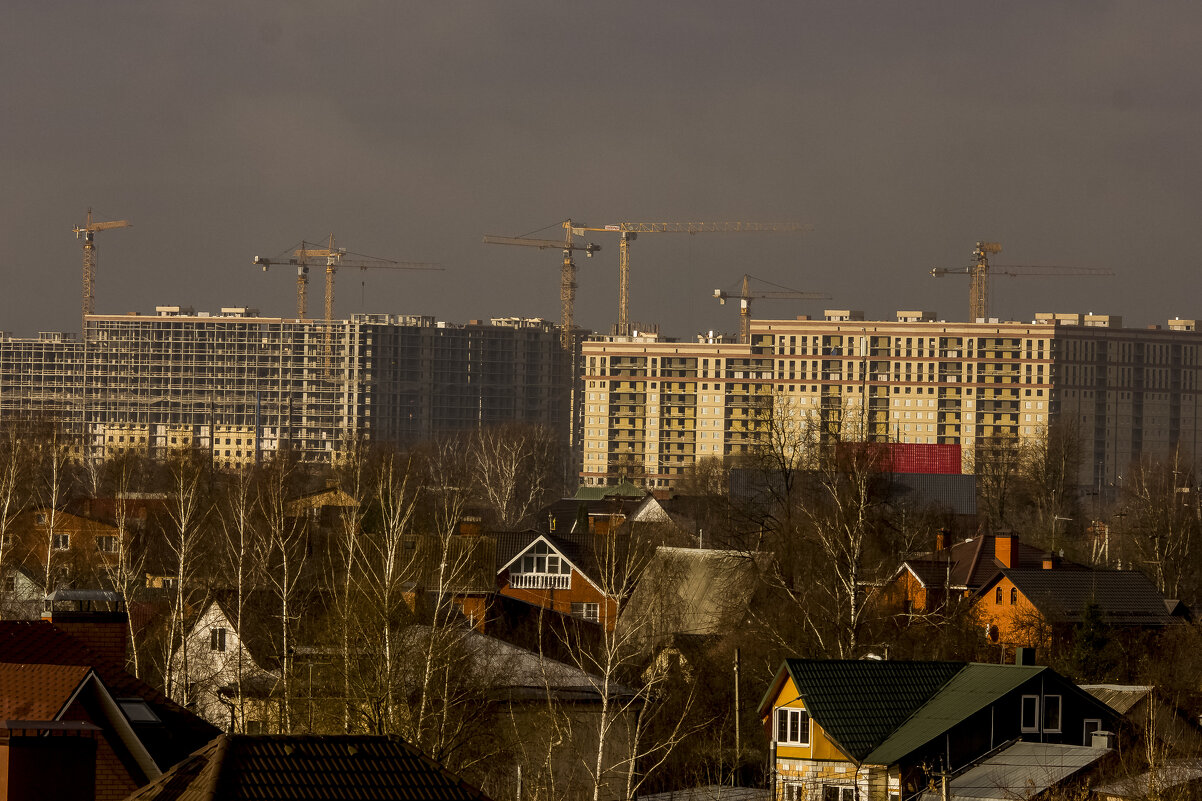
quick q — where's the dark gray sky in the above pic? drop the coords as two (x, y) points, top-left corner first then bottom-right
(3, 2), (1200, 338)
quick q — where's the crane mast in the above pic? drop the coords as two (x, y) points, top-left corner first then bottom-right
(74, 208), (131, 331)
(483, 222), (600, 350)
(931, 241), (1113, 322)
(569, 221), (813, 336)
(714, 273), (829, 343)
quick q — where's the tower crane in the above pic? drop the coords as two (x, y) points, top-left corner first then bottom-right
(565, 221), (813, 336)
(74, 208), (131, 330)
(483, 222), (601, 350)
(254, 235), (441, 321)
(931, 241), (1114, 322)
(714, 274), (830, 344)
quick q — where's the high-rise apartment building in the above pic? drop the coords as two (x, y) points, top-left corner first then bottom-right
(0, 308), (574, 466)
(581, 311), (1202, 492)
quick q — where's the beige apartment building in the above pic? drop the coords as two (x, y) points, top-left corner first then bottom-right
(581, 311), (1202, 492)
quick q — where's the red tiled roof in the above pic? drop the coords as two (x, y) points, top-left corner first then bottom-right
(125, 734), (496, 801)
(0, 621), (219, 765)
(0, 662), (90, 720)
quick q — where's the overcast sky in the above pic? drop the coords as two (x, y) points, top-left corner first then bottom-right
(3, 2), (1200, 338)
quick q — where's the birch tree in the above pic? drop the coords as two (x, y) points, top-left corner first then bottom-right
(217, 464), (266, 730)
(0, 425), (29, 618)
(471, 423), (560, 529)
(329, 436), (371, 733)
(162, 453), (210, 704)
(98, 455), (149, 677)
(38, 422), (75, 595)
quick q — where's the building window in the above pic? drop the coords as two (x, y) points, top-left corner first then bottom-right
(775, 707), (811, 745)
(3, 576), (14, 593)
(1021, 695), (1040, 732)
(96, 535), (117, 553)
(52, 533), (70, 551)
(823, 786), (857, 801)
(210, 627), (227, 652)
(1083, 719), (1102, 743)
(571, 602), (599, 622)
(1010, 587), (1018, 605)
(995, 586), (1003, 604)
(1044, 695), (1062, 733)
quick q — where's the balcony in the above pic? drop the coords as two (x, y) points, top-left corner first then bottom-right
(510, 573), (571, 591)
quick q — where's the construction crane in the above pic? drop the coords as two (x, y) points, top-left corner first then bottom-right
(931, 241), (1115, 322)
(483, 222), (601, 349)
(714, 274), (830, 344)
(74, 208), (131, 330)
(565, 221), (813, 336)
(254, 235), (440, 321)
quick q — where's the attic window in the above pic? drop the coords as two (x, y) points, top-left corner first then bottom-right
(117, 698), (160, 723)
(210, 627), (227, 652)
(775, 707), (811, 746)
(1043, 695), (1062, 733)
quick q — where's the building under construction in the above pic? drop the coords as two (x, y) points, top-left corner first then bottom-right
(0, 308), (575, 466)
(581, 310), (1202, 493)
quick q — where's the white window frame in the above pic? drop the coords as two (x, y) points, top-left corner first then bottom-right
(1083, 718), (1102, 743)
(96, 535), (117, 553)
(1021, 694), (1040, 733)
(775, 707), (811, 746)
(571, 602), (599, 622)
(822, 785), (857, 801)
(1043, 694), (1062, 733)
(52, 533), (70, 551)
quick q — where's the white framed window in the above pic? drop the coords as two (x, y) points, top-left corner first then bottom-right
(1083, 719), (1102, 743)
(96, 535), (117, 553)
(1043, 695), (1062, 733)
(1021, 695), (1040, 733)
(823, 786), (857, 801)
(571, 602), (599, 622)
(775, 707), (811, 745)
(52, 533), (70, 551)
(210, 627), (227, 652)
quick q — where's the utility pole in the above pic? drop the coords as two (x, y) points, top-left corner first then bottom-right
(733, 647), (741, 785)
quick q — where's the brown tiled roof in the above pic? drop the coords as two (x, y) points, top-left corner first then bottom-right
(125, 734), (495, 801)
(0, 621), (219, 766)
(902, 533), (1085, 590)
(0, 662), (90, 719)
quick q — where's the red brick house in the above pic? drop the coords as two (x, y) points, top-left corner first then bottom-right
(495, 531), (622, 630)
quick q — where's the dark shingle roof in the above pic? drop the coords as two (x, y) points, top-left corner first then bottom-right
(0, 662), (91, 719)
(999, 569), (1176, 626)
(902, 534), (1084, 591)
(779, 659), (964, 762)
(124, 734), (495, 801)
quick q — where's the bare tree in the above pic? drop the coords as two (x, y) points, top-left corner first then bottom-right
(217, 465), (266, 731)
(38, 422), (75, 595)
(1122, 449), (1198, 600)
(0, 424), (29, 618)
(328, 436), (371, 733)
(972, 433), (1023, 530)
(162, 453), (210, 704)
(258, 452), (307, 733)
(471, 423), (561, 529)
(98, 455), (149, 677)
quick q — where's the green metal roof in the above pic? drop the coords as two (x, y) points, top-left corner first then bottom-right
(865, 664), (1046, 765)
(572, 480), (647, 500)
(779, 659), (964, 762)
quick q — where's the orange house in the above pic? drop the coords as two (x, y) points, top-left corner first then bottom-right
(496, 532), (620, 630)
(972, 563), (1180, 649)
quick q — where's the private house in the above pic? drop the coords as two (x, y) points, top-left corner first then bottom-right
(0, 592), (219, 800)
(124, 734), (495, 801)
(0, 563), (41, 619)
(5, 508), (123, 591)
(0, 663), (159, 801)
(971, 566), (1179, 650)
(759, 659), (1120, 801)
(178, 594), (286, 733)
(620, 546), (762, 651)
(877, 531), (1085, 616)
(495, 531), (622, 629)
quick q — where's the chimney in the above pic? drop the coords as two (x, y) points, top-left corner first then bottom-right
(1091, 730), (1116, 750)
(995, 532), (1017, 569)
(42, 590), (128, 667)
(935, 530), (948, 552)
(1042, 552), (1058, 570)
(1015, 647), (1037, 666)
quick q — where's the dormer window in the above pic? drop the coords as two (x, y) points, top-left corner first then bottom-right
(510, 541), (571, 590)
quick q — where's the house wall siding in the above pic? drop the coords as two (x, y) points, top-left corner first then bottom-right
(61, 698), (139, 801)
(499, 568), (618, 630)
